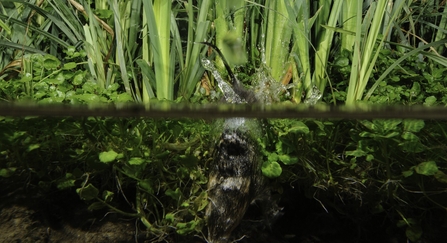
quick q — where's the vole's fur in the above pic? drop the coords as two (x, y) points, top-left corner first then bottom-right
(202, 42), (281, 243)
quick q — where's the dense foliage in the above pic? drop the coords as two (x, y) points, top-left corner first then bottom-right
(1, 0), (447, 242)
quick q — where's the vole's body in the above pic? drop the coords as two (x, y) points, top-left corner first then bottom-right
(202, 42), (281, 243)
(206, 129), (261, 243)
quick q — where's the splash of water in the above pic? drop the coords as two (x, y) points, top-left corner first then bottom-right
(304, 85), (322, 105)
(201, 58), (244, 104)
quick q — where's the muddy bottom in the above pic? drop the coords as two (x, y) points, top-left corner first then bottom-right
(1, 179), (445, 243)
(0, 183), (140, 243)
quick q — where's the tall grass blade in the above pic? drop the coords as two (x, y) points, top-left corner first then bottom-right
(142, 0), (172, 100)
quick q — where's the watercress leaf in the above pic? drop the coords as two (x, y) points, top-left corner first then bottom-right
(406, 225), (422, 242)
(165, 213), (175, 223)
(415, 161), (438, 176)
(262, 160), (282, 178)
(0, 167), (16, 178)
(193, 191), (208, 212)
(102, 190), (114, 203)
(403, 120), (424, 133)
(165, 188), (182, 201)
(279, 154), (298, 165)
(434, 170), (447, 183)
(99, 150), (118, 163)
(176, 220), (198, 235)
(128, 157), (145, 165)
(63, 62), (77, 70)
(88, 202), (106, 211)
(76, 183), (99, 200)
(424, 96), (437, 106)
(43, 55), (61, 69)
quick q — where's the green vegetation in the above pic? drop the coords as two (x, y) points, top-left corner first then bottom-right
(1, 0), (447, 242)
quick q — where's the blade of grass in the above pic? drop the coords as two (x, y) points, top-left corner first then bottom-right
(346, 0), (405, 104)
(264, 0), (292, 83)
(142, 0), (172, 100)
(177, 0), (211, 100)
(312, 0), (342, 93)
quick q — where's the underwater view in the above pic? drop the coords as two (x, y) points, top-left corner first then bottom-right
(2, 0), (447, 242)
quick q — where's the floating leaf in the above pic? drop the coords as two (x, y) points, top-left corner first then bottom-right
(415, 161), (438, 176)
(262, 160), (282, 178)
(99, 150), (118, 163)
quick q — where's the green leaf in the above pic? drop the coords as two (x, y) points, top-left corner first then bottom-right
(0, 167), (16, 178)
(165, 213), (175, 223)
(424, 96), (437, 106)
(76, 183), (99, 201)
(193, 191), (208, 212)
(176, 220), (199, 235)
(139, 180), (153, 194)
(99, 150), (118, 163)
(403, 120), (424, 133)
(262, 160), (282, 178)
(128, 157), (145, 165)
(415, 161), (438, 176)
(63, 62), (77, 70)
(165, 188), (182, 201)
(43, 55), (61, 69)
(434, 170), (447, 183)
(27, 144), (40, 152)
(102, 190), (114, 203)
(406, 225), (422, 242)
(278, 154), (298, 165)
(88, 202), (106, 211)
